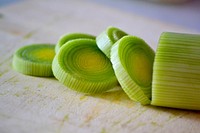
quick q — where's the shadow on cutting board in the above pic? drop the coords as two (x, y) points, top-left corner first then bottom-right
(91, 86), (134, 107)
(89, 85), (200, 121)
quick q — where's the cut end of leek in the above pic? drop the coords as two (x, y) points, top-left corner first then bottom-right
(96, 26), (128, 58)
(55, 33), (96, 53)
(12, 44), (55, 77)
(151, 32), (200, 110)
(111, 35), (155, 105)
(52, 39), (118, 94)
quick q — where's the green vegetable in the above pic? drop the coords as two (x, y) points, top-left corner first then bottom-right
(96, 26), (128, 58)
(12, 44), (55, 77)
(12, 26), (200, 110)
(151, 32), (200, 110)
(111, 35), (155, 105)
(52, 39), (118, 93)
(55, 33), (95, 53)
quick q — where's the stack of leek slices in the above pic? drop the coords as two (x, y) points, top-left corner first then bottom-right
(12, 26), (200, 110)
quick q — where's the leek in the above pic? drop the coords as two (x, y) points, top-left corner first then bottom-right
(151, 32), (200, 110)
(111, 35), (155, 105)
(96, 26), (128, 58)
(52, 39), (118, 93)
(12, 44), (55, 77)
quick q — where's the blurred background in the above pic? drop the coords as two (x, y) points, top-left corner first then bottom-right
(0, 0), (200, 32)
(92, 0), (200, 31)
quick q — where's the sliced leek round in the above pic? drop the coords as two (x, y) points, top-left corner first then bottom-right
(52, 39), (118, 93)
(96, 26), (128, 58)
(55, 33), (95, 53)
(12, 44), (55, 77)
(151, 32), (200, 110)
(111, 35), (155, 105)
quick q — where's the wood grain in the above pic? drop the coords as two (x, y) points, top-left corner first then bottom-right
(0, 0), (200, 133)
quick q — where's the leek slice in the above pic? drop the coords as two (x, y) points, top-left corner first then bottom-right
(55, 33), (95, 53)
(111, 35), (155, 105)
(151, 32), (200, 110)
(52, 39), (118, 93)
(12, 44), (55, 77)
(96, 26), (128, 58)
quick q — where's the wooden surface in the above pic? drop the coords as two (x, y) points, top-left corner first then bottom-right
(0, 0), (200, 133)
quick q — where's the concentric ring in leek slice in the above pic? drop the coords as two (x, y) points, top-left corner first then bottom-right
(55, 33), (95, 53)
(96, 26), (128, 58)
(111, 35), (155, 105)
(12, 44), (55, 77)
(52, 39), (118, 93)
(151, 32), (200, 110)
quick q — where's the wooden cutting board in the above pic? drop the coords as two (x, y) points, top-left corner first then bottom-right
(0, 0), (200, 133)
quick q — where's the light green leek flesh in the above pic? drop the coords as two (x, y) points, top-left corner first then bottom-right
(55, 33), (95, 53)
(12, 44), (55, 77)
(111, 35), (155, 105)
(52, 39), (118, 93)
(151, 32), (200, 110)
(96, 26), (128, 58)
